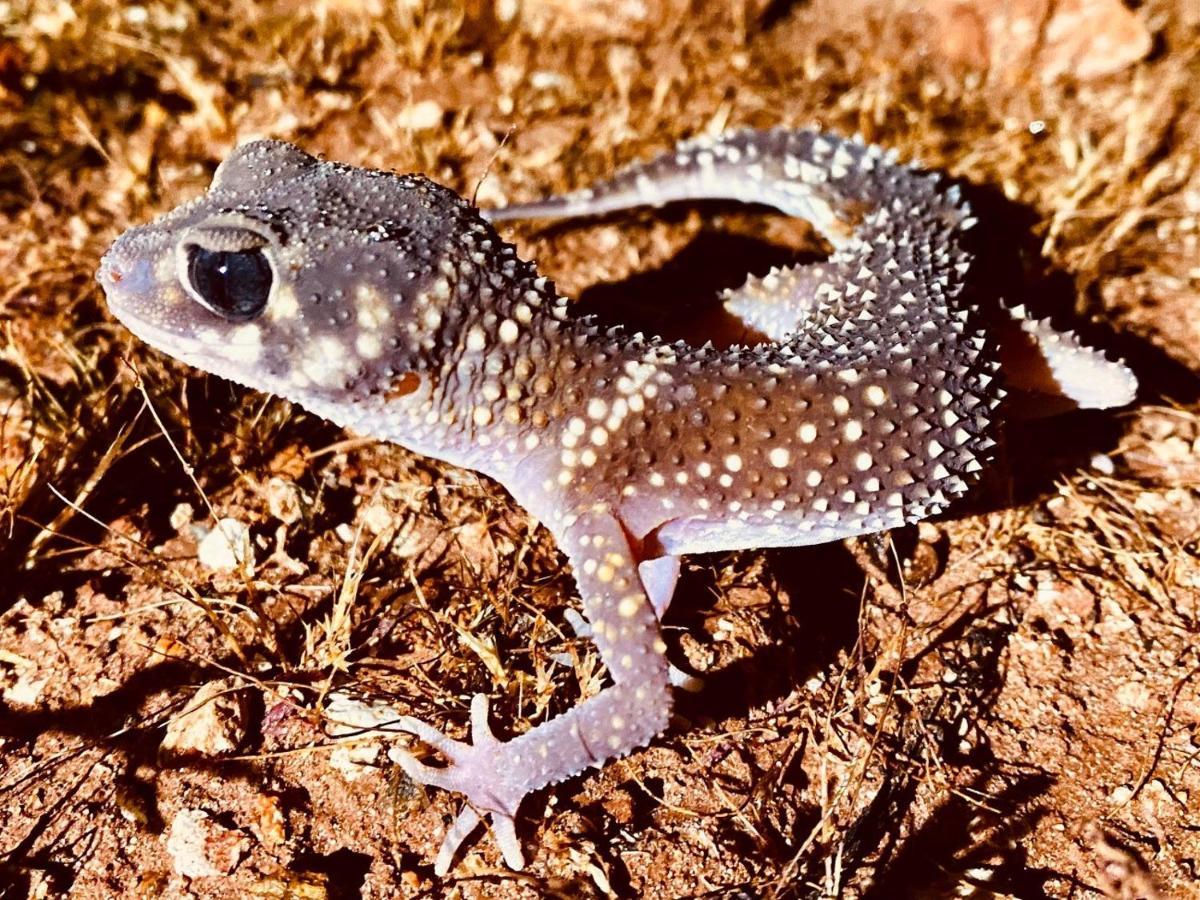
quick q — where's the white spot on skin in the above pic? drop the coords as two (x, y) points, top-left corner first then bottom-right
(769, 447), (790, 468)
(855, 452), (873, 471)
(498, 319), (519, 343)
(799, 423), (818, 443)
(354, 285), (391, 329)
(355, 332), (383, 359)
(844, 420), (863, 441)
(230, 323), (261, 346)
(587, 398), (608, 420)
(301, 336), (354, 387)
(864, 385), (887, 406)
(226, 323), (262, 361)
(832, 396), (850, 415)
(268, 285), (300, 321)
(466, 326), (487, 351)
(724, 454), (743, 473)
(806, 470), (822, 487)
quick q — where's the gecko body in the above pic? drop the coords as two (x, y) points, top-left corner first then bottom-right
(97, 128), (1136, 873)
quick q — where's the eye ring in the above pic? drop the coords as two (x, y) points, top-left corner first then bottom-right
(176, 237), (276, 322)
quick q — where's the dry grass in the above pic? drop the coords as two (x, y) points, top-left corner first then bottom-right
(1, 0), (1198, 896)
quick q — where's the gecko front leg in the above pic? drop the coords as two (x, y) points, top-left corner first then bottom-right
(390, 510), (672, 874)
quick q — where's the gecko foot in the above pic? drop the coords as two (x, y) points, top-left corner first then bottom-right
(391, 693), (526, 874)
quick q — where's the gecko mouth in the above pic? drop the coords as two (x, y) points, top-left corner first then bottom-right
(100, 273), (262, 369)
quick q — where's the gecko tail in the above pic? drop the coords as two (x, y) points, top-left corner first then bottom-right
(481, 128), (949, 250)
(994, 304), (1138, 411)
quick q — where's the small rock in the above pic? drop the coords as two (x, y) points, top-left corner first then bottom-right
(1115, 680), (1152, 712)
(1108, 784), (1134, 805)
(325, 692), (405, 781)
(361, 503), (395, 535)
(160, 679), (249, 759)
(246, 866), (330, 898)
(255, 793), (287, 846)
(165, 808), (249, 878)
(3, 673), (48, 707)
(169, 502), (195, 531)
(395, 99), (443, 131)
(197, 518), (254, 573)
(929, 0), (1151, 81)
(265, 477), (303, 525)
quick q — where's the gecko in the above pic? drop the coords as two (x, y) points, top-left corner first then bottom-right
(96, 128), (1137, 874)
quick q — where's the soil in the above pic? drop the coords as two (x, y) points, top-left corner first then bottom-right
(1, 0), (1199, 897)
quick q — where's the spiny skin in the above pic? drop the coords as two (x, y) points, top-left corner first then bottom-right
(97, 128), (1135, 875)
(488, 128), (1137, 411)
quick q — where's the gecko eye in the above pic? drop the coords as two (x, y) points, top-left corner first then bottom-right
(181, 245), (273, 321)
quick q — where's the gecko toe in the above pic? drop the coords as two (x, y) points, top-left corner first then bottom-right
(394, 715), (468, 761)
(490, 810), (526, 870)
(434, 806), (482, 876)
(468, 693), (502, 747)
(390, 744), (461, 792)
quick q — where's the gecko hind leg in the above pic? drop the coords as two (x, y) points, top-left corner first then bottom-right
(565, 553), (701, 692)
(388, 512), (674, 873)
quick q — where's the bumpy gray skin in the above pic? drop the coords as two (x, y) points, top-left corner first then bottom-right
(97, 128), (1137, 875)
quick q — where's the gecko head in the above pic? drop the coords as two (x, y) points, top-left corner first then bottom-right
(98, 139), (489, 420)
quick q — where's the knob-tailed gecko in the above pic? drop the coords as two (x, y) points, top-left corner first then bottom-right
(97, 128), (1137, 874)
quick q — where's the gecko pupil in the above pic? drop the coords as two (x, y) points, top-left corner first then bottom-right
(185, 245), (271, 320)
